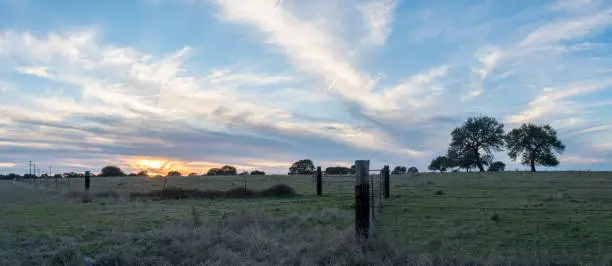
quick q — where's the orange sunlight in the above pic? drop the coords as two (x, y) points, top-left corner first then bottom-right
(127, 157), (193, 177)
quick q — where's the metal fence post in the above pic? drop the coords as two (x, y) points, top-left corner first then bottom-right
(383, 165), (390, 199)
(316, 166), (322, 196)
(355, 160), (370, 240)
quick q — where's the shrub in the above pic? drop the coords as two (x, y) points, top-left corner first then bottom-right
(407, 167), (419, 174)
(100, 165), (126, 177)
(261, 184), (297, 197)
(250, 170), (265, 175)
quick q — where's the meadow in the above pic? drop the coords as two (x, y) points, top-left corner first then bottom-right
(2, 171), (612, 265)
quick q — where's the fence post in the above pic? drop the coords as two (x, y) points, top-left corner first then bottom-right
(355, 160), (370, 240)
(316, 166), (322, 196)
(383, 165), (390, 199)
(84, 171), (91, 191)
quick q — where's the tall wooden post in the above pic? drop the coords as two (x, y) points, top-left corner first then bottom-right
(383, 165), (390, 199)
(355, 160), (370, 240)
(316, 166), (322, 196)
(84, 171), (91, 191)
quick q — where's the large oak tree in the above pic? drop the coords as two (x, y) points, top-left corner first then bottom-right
(505, 123), (565, 172)
(449, 116), (505, 172)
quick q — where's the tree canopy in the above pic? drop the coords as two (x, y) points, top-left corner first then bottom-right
(449, 116), (505, 172)
(100, 165), (125, 177)
(505, 123), (565, 172)
(428, 156), (449, 173)
(167, 171), (181, 177)
(289, 159), (315, 175)
(391, 166), (407, 175)
(250, 170), (266, 175)
(407, 167), (419, 174)
(207, 168), (221, 176)
(220, 165), (237, 175)
(325, 166), (351, 175)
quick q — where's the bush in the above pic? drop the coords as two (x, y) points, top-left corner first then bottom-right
(261, 184), (296, 197)
(488, 161), (506, 172)
(250, 170), (265, 175)
(407, 167), (419, 174)
(130, 184), (298, 200)
(100, 166), (126, 177)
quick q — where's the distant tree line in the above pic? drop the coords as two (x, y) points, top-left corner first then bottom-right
(94, 165), (267, 177)
(427, 116), (565, 173)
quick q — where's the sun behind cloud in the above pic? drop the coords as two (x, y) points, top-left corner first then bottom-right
(127, 157), (192, 177)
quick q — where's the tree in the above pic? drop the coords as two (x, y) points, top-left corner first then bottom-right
(505, 123), (565, 172)
(325, 166), (351, 175)
(428, 156), (449, 173)
(207, 168), (221, 176)
(100, 165), (126, 177)
(220, 165), (237, 175)
(53, 174), (62, 179)
(136, 171), (148, 177)
(250, 170), (266, 175)
(488, 161), (506, 172)
(407, 167), (419, 174)
(188, 172), (199, 177)
(446, 145), (492, 172)
(289, 159), (315, 175)
(449, 116), (505, 172)
(167, 171), (181, 177)
(391, 166), (407, 175)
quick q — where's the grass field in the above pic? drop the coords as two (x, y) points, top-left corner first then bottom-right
(2, 171), (612, 265)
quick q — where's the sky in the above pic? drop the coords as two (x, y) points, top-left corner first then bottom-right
(0, 0), (611, 175)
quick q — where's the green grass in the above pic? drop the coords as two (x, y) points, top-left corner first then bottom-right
(3, 171), (612, 264)
(377, 171), (612, 263)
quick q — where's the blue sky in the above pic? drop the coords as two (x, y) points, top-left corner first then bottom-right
(0, 0), (611, 175)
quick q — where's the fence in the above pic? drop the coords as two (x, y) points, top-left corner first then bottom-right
(345, 160), (390, 240)
(13, 175), (72, 189)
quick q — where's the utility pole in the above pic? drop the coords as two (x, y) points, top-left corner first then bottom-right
(29, 160), (32, 176)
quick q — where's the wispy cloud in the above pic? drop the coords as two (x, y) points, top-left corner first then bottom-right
(15, 66), (55, 78)
(358, 0), (397, 46)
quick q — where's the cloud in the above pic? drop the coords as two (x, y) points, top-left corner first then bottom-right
(15, 66), (55, 78)
(473, 46), (504, 79)
(506, 80), (612, 125)
(212, 0), (394, 113)
(357, 0), (397, 46)
(519, 9), (612, 48)
(560, 155), (606, 164)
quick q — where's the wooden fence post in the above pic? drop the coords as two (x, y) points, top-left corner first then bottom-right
(383, 165), (390, 199)
(355, 160), (370, 240)
(316, 166), (322, 196)
(84, 171), (91, 191)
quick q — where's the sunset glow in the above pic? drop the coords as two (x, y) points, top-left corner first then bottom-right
(127, 158), (191, 177)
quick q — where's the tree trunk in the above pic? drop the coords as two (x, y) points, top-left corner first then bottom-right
(476, 160), (485, 172)
(530, 160), (536, 172)
(475, 150), (485, 172)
